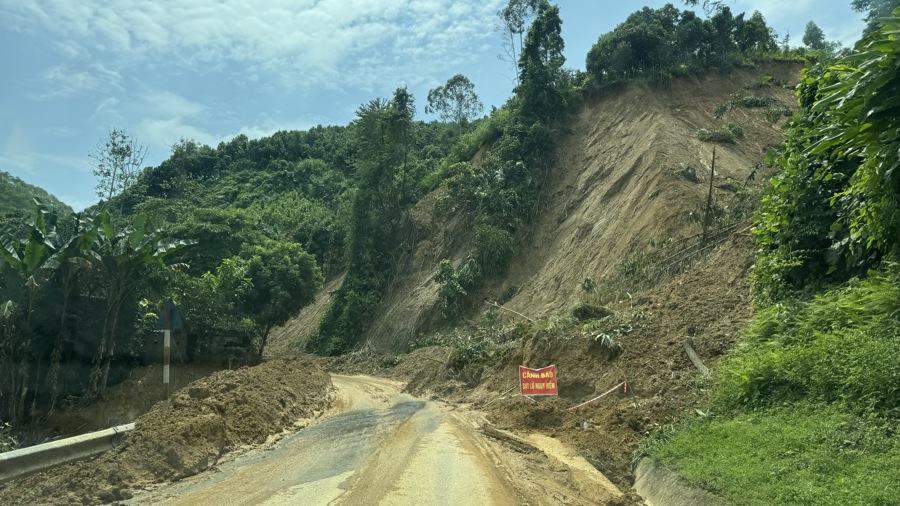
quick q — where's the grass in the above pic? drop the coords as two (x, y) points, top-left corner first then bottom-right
(645, 406), (900, 506)
(644, 267), (900, 505)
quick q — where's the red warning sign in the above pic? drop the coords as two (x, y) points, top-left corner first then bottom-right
(519, 365), (558, 396)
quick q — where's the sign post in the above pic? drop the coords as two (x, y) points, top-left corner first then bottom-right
(519, 365), (558, 397)
(154, 299), (182, 412)
(163, 304), (171, 411)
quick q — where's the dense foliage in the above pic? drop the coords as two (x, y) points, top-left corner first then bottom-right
(586, 4), (778, 85)
(753, 9), (900, 300)
(647, 9), (900, 504)
(0, 205), (191, 430)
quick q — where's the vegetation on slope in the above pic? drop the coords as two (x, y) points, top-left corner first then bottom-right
(0, 170), (72, 227)
(646, 6), (900, 505)
(0, 0), (795, 443)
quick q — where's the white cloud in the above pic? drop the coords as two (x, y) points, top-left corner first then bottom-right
(32, 62), (123, 99)
(3, 0), (505, 93)
(90, 97), (120, 121)
(128, 89), (217, 151)
(236, 113), (316, 141)
(136, 116), (219, 152)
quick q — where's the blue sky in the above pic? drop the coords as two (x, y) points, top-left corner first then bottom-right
(0, 0), (864, 211)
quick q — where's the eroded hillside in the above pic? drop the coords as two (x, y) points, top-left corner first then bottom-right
(268, 62), (801, 356)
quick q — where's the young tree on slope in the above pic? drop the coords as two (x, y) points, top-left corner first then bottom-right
(497, 0), (539, 85)
(90, 128), (148, 205)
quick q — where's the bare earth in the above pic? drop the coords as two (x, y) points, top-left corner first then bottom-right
(124, 375), (623, 506)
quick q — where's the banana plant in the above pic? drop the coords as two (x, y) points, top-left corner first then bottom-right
(85, 209), (194, 400)
(44, 211), (99, 414)
(0, 201), (58, 427)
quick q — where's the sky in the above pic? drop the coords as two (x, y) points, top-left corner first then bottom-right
(0, 0), (866, 211)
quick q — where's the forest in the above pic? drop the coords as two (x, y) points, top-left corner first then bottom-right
(2, 6), (898, 498)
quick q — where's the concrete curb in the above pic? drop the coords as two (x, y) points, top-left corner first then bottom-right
(0, 423), (134, 485)
(633, 458), (729, 506)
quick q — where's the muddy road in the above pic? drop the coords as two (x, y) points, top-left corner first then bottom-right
(125, 375), (622, 505)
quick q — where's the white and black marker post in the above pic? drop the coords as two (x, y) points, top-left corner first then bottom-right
(163, 302), (171, 411)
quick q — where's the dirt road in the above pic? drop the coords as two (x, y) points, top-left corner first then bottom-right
(125, 375), (622, 505)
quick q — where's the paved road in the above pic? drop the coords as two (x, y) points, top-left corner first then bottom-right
(126, 375), (521, 505)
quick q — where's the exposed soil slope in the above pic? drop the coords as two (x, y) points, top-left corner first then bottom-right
(272, 62), (799, 354)
(1, 359), (332, 505)
(375, 231), (756, 505)
(502, 65), (795, 319)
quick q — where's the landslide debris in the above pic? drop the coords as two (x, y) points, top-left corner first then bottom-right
(1, 358), (332, 506)
(352, 231), (754, 506)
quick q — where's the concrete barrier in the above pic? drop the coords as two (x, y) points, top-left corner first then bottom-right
(634, 458), (729, 506)
(0, 423), (134, 485)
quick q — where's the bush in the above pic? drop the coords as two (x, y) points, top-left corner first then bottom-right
(715, 268), (900, 413)
(474, 224), (514, 276)
(697, 123), (743, 144)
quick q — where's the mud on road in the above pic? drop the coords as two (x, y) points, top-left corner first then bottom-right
(126, 375), (623, 506)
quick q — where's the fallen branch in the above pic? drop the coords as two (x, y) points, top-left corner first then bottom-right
(486, 301), (535, 323)
(683, 339), (710, 377)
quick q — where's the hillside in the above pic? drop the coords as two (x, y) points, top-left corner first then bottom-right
(0, 170), (73, 223)
(268, 62), (801, 356)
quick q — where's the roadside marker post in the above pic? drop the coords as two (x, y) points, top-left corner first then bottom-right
(163, 305), (171, 411)
(154, 299), (182, 412)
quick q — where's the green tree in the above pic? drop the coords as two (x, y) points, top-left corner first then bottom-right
(90, 128), (148, 204)
(802, 21), (827, 49)
(517, 0), (566, 121)
(852, 0), (900, 34)
(497, 0), (539, 84)
(86, 210), (192, 400)
(425, 75), (484, 132)
(753, 7), (900, 299)
(811, 8), (900, 258)
(239, 241), (323, 357)
(0, 204), (58, 426)
(44, 211), (98, 414)
(311, 89), (416, 355)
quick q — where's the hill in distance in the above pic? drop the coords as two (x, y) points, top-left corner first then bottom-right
(0, 170), (74, 224)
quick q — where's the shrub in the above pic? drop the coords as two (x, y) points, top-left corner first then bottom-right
(474, 224), (514, 276)
(715, 268), (900, 413)
(697, 123), (743, 144)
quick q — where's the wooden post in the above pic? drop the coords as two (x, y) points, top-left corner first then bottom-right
(702, 147), (716, 245)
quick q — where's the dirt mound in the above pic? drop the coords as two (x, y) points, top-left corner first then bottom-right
(1, 358), (332, 505)
(41, 362), (222, 437)
(481, 231), (754, 499)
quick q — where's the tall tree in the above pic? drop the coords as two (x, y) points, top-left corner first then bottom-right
(517, 0), (566, 121)
(801, 20), (840, 53)
(852, 0), (900, 34)
(90, 128), (148, 204)
(425, 75), (484, 132)
(311, 89), (417, 355)
(0, 204), (57, 427)
(497, 0), (539, 85)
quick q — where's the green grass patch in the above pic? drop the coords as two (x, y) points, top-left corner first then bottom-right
(644, 266), (900, 505)
(717, 270), (900, 413)
(645, 406), (900, 506)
